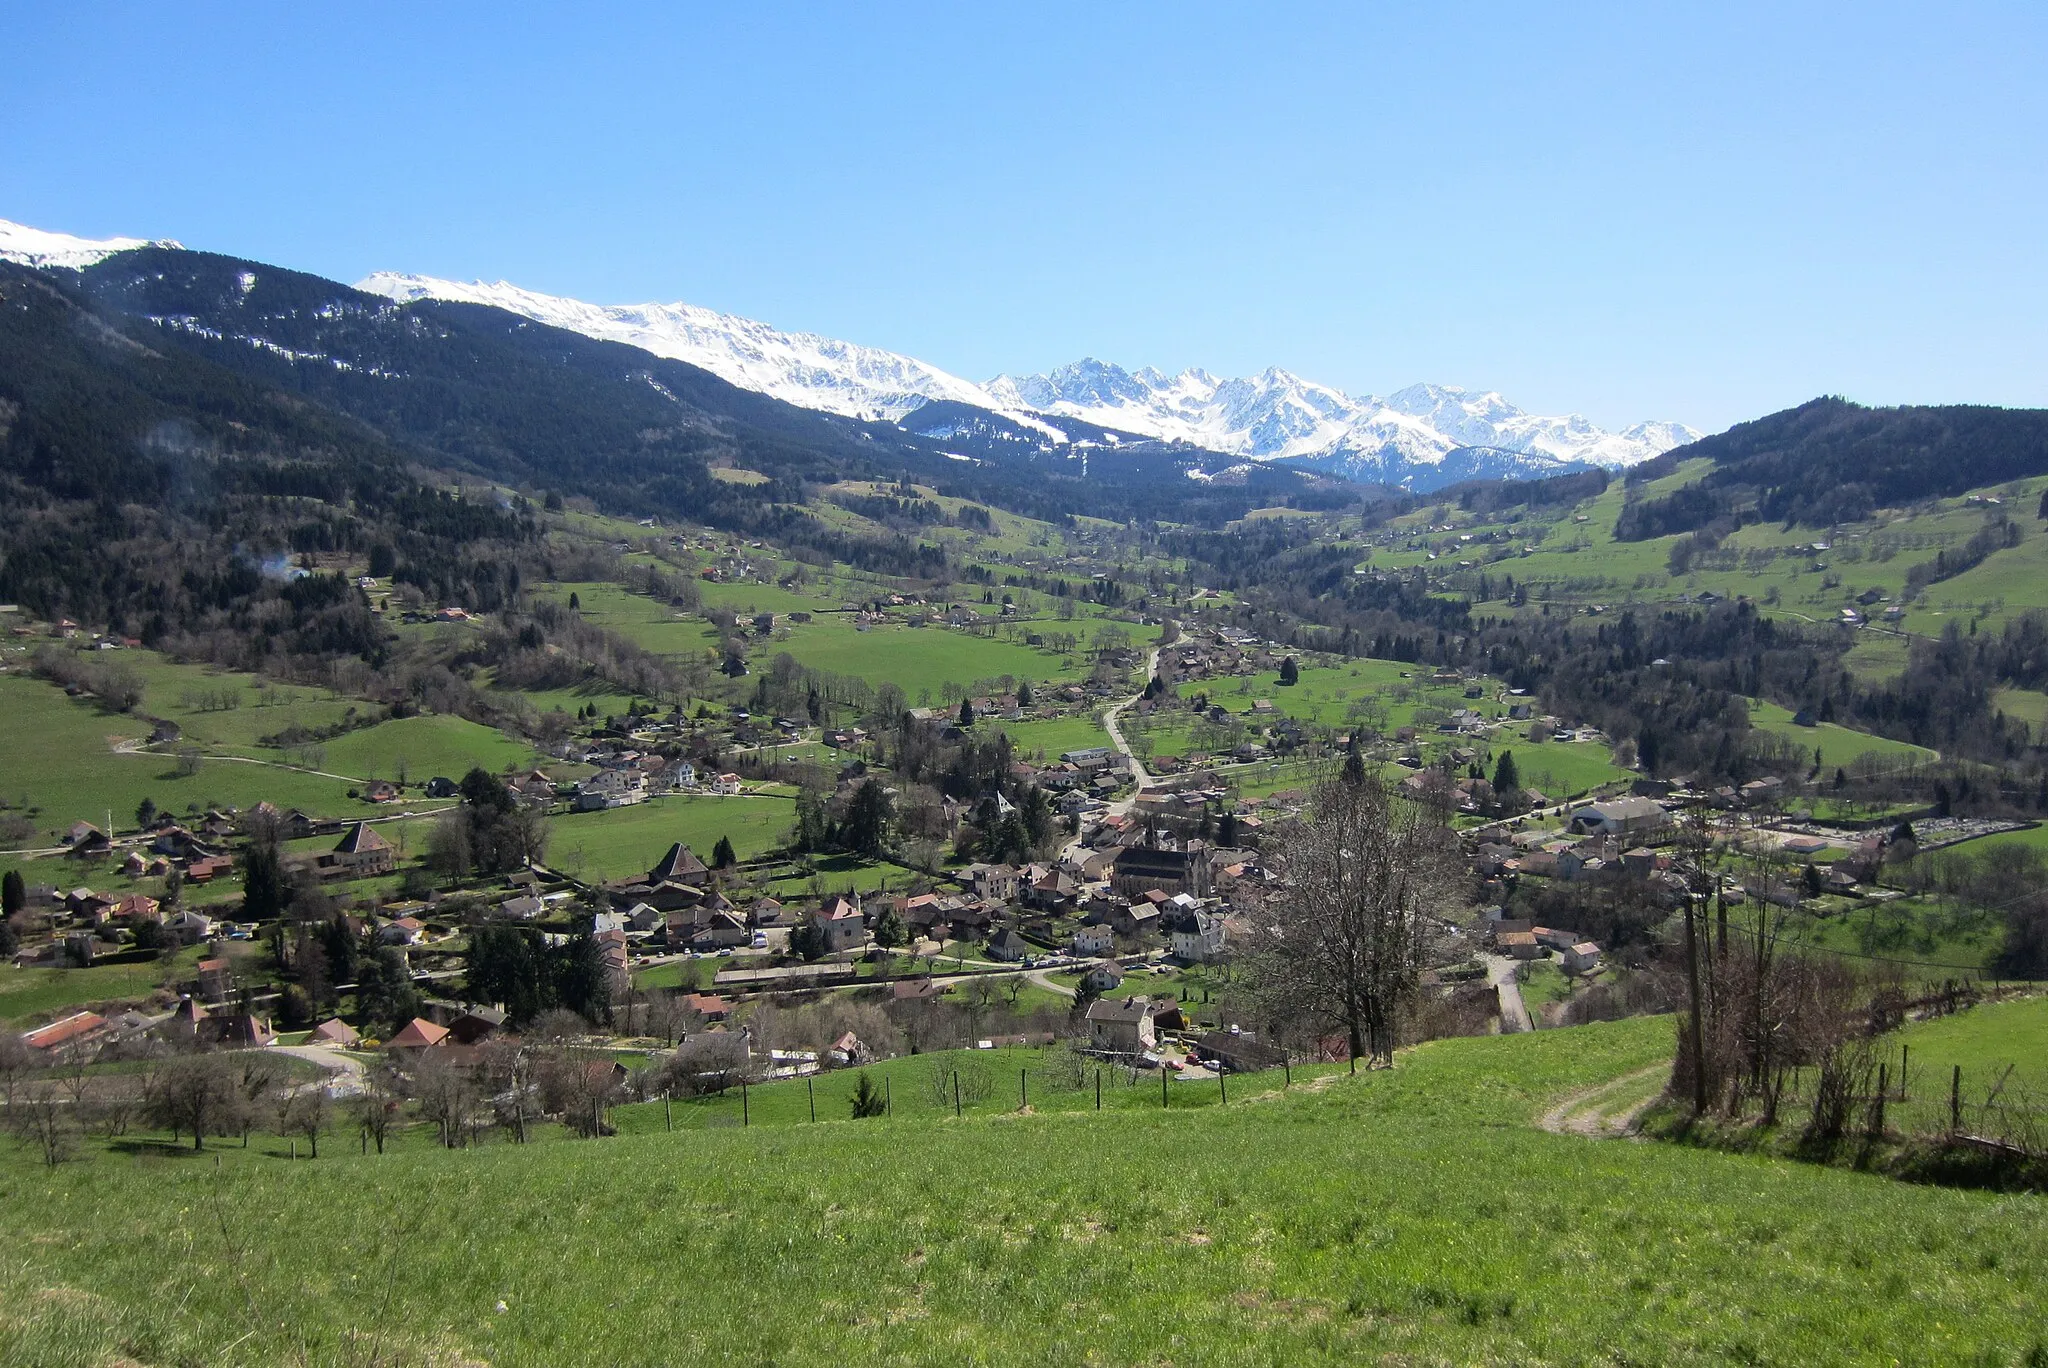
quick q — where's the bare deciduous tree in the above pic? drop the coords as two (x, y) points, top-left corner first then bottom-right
(6, 1080), (78, 1166)
(1251, 771), (1456, 1069)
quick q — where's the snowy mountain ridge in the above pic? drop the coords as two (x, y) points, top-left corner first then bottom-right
(359, 273), (1699, 480)
(0, 219), (183, 270)
(0, 216), (1700, 483)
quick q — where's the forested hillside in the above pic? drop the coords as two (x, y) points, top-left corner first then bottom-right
(1617, 397), (2048, 536)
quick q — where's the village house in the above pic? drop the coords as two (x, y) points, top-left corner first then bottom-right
(1167, 905), (1226, 962)
(1072, 924), (1115, 956)
(1085, 996), (1158, 1055)
(1111, 842), (1212, 899)
(318, 823), (395, 879)
(814, 897), (868, 954)
(985, 927), (1030, 962)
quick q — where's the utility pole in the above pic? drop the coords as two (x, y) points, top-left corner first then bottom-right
(1682, 803), (1709, 1116)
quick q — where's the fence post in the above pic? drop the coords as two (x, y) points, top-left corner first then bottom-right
(1900, 1045), (1909, 1101)
(1162, 1066), (1169, 1109)
(1951, 1065), (1962, 1133)
(953, 1070), (961, 1119)
(664, 1090), (673, 1133)
(886, 1076), (892, 1117)
(1873, 1063), (1889, 1136)
(742, 1079), (749, 1128)
(1096, 1068), (1102, 1111)
(808, 1077), (816, 1123)
(1020, 1068), (1028, 1110)
(1284, 1058), (1292, 1089)
(1219, 1069), (1227, 1106)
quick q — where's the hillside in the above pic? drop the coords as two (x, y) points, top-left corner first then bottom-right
(3, 1018), (2044, 1366)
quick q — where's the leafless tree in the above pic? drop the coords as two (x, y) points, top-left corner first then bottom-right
(278, 1081), (330, 1157)
(411, 1049), (481, 1148)
(145, 1052), (240, 1151)
(6, 1080), (78, 1166)
(1251, 771), (1457, 1068)
(652, 1033), (750, 1098)
(481, 1038), (538, 1142)
(352, 1065), (401, 1154)
(0, 1032), (37, 1110)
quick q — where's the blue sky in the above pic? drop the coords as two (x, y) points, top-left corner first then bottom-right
(3, 2), (2044, 432)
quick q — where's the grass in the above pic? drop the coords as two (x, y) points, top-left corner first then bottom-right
(0, 674), (363, 844)
(0, 945), (211, 1024)
(1881, 995), (2048, 1134)
(1746, 699), (1939, 769)
(4, 1016), (2047, 1364)
(993, 712), (1111, 760)
(544, 793), (794, 883)
(317, 714), (539, 783)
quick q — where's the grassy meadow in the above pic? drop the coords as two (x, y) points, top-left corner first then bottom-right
(3, 1017), (2046, 1365)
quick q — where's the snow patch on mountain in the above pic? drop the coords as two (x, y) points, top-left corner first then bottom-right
(0, 217), (182, 270)
(985, 363), (1699, 474)
(354, 272), (1065, 439)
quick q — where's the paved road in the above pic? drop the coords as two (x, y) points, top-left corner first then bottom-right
(1058, 645), (1163, 869)
(1484, 953), (1533, 1033)
(275, 1044), (370, 1096)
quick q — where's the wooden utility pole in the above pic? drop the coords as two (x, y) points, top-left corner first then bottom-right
(1681, 803), (1709, 1116)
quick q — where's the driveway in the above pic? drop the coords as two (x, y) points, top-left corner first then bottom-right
(275, 1044), (370, 1097)
(1483, 953), (1533, 1034)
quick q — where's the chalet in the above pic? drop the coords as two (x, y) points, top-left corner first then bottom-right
(363, 780), (400, 803)
(1562, 942), (1604, 974)
(497, 894), (545, 921)
(690, 910), (751, 951)
(1084, 997), (1158, 1055)
(378, 916), (425, 946)
(307, 1018), (360, 1047)
(424, 776), (459, 798)
(1107, 898), (1163, 938)
(165, 909), (214, 944)
(64, 821), (109, 853)
(113, 892), (160, 923)
(1023, 866), (1079, 911)
(320, 823), (395, 879)
(386, 1017), (450, 1052)
(710, 773), (744, 796)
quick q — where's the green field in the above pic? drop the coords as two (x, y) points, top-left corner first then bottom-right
(4, 1017), (2046, 1364)
(0, 674), (362, 842)
(1747, 700), (1939, 769)
(994, 713), (1110, 760)
(1882, 995), (2048, 1135)
(0, 945), (213, 1024)
(318, 714), (539, 783)
(545, 794), (794, 882)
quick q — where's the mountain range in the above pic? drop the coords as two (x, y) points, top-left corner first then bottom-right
(2, 215), (1698, 491)
(357, 270), (1701, 486)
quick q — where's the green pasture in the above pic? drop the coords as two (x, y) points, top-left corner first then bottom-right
(1747, 700), (1938, 768)
(545, 794), (793, 882)
(0, 675), (362, 841)
(4, 1017), (2047, 1364)
(1880, 994), (2048, 1134)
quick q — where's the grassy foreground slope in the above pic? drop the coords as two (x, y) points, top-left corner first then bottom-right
(4, 1017), (2044, 1366)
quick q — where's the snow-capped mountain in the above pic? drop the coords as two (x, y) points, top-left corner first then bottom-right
(361, 274), (1696, 483)
(355, 272), (1065, 438)
(985, 363), (1699, 478)
(0, 219), (182, 270)
(1, 216), (1697, 487)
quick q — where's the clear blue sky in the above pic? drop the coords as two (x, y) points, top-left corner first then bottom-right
(4, 2), (2044, 432)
